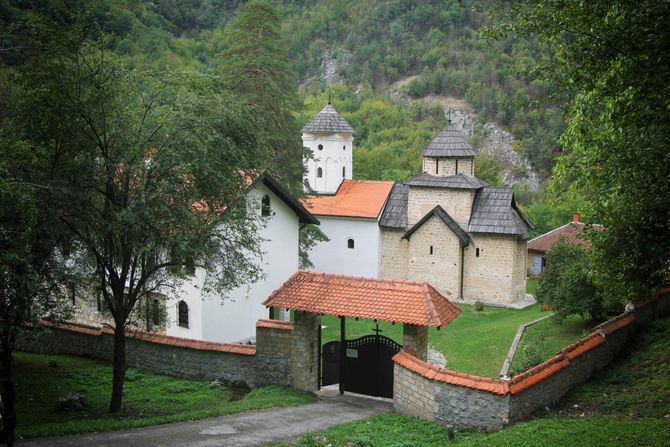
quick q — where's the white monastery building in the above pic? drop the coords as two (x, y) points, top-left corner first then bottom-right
(166, 172), (318, 342)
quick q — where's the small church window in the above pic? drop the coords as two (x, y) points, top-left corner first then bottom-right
(178, 301), (189, 328)
(429, 245), (434, 255)
(69, 282), (76, 305)
(455, 159), (459, 175)
(343, 145), (346, 151)
(151, 298), (160, 326)
(261, 194), (271, 217)
(476, 248), (480, 257)
(435, 159), (439, 174)
(317, 167), (323, 178)
(342, 166), (346, 178)
(347, 238), (355, 249)
(318, 144), (323, 150)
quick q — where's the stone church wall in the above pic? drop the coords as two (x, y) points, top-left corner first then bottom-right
(380, 228), (409, 280)
(406, 216), (462, 298)
(463, 234), (519, 304)
(421, 158), (474, 177)
(407, 187), (473, 228)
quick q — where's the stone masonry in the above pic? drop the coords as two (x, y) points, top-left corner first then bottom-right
(402, 324), (428, 361)
(290, 311), (321, 391)
(407, 187), (474, 228)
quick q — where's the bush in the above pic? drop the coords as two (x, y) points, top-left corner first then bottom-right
(536, 239), (604, 322)
(474, 301), (484, 311)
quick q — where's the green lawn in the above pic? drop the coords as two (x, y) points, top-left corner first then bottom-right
(321, 302), (551, 377)
(510, 314), (593, 374)
(15, 352), (316, 438)
(270, 317), (670, 447)
(526, 277), (538, 295)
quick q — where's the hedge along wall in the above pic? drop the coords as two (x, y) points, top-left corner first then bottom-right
(393, 289), (670, 431)
(16, 318), (296, 388)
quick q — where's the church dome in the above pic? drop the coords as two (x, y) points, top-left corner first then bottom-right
(302, 103), (355, 133)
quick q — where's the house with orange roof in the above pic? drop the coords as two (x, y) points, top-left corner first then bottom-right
(71, 172), (319, 344)
(302, 179), (394, 277)
(527, 213), (603, 275)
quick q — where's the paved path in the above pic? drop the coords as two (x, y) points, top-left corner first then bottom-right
(18, 393), (392, 447)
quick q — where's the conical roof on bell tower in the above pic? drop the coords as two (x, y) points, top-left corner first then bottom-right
(302, 103), (355, 134)
(421, 121), (476, 158)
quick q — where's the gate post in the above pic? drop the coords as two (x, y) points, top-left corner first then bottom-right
(290, 311), (321, 391)
(403, 324), (428, 361)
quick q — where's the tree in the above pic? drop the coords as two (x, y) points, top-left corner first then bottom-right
(474, 153), (504, 187)
(218, 0), (306, 193)
(490, 0), (670, 302)
(536, 240), (602, 322)
(11, 28), (267, 413)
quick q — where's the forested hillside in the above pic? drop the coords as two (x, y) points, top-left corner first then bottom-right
(0, 0), (562, 179)
(1, 0), (580, 233)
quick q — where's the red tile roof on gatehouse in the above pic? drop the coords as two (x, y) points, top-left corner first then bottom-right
(262, 270), (461, 327)
(302, 180), (395, 219)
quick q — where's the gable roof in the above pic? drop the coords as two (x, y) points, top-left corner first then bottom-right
(252, 172), (320, 225)
(468, 187), (532, 239)
(421, 122), (477, 158)
(528, 221), (603, 253)
(262, 270), (461, 327)
(379, 182), (409, 229)
(402, 206), (470, 245)
(302, 180), (394, 219)
(406, 173), (489, 190)
(301, 103), (355, 134)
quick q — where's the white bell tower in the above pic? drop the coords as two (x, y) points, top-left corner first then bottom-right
(302, 103), (354, 194)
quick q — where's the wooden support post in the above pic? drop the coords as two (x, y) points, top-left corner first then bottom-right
(339, 316), (346, 395)
(317, 320), (322, 390)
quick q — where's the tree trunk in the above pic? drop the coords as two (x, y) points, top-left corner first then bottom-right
(0, 338), (16, 447)
(108, 325), (126, 413)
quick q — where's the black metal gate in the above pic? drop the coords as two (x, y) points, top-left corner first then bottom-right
(321, 334), (402, 398)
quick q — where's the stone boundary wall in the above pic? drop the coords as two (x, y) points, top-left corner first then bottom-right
(393, 289), (670, 430)
(17, 318), (297, 388)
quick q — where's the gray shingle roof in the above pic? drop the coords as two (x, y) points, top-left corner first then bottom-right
(421, 122), (477, 158)
(403, 206), (470, 245)
(468, 187), (533, 239)
(302, 103), (355, 133)
(405, 173), (489, 190)
(379, 182), (408, 229)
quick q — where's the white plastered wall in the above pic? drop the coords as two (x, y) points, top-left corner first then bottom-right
(307, 215), (381, 278)
(165, 182), (299, 343)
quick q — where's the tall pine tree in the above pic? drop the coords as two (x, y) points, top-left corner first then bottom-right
(219, 0), (305, 193)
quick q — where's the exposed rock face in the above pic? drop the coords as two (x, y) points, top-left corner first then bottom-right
(320, 48), (350, 85)
(449, 110), (541, 191)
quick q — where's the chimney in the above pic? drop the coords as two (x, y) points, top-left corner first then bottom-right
(573, 212), (581, 223)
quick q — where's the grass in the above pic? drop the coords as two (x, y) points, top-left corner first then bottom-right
(15, 352), (316, 439)
(321, 302), (552, 377)
(526, 277), (538, 295)
(270, 317), (670, 447)
(510, 314), (593, 375)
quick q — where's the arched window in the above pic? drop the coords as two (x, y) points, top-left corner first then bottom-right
(178, 301), (189, 328)
(318, 144), (323, 150)
(342, 166), (346, 178)
(347, 238), (355, 249)
(317, 167), (323, 178)
(261, 194), (271, 217)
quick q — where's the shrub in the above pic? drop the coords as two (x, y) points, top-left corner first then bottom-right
(474, 301), (484, 312)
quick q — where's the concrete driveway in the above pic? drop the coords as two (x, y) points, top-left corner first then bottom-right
(18, 391), (392, 447)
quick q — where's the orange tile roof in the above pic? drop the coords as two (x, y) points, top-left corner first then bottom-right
(393, 350), (510, 395)
(262, 270), (461, 327)
(40, 320), (256, 355)
(302, 180), (395, 218)
(256, 319), (295, 330)
(528, 221), (603, 253)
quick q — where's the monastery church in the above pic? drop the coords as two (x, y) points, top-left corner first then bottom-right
(303, 103), (533, 306)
